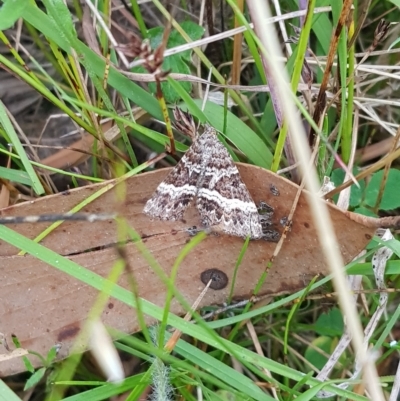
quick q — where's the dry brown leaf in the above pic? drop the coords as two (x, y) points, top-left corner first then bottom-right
(39, 108), (148, 171)
(0, 184), (10, 209)
(0, 164), (374, 376)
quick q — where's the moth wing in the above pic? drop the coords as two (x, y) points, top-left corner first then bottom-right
(196, 131), (263, 239)
(143, 139), (205, 221)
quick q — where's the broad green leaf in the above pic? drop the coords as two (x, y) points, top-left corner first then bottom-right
(0, 0), (27, 30)
(133, 21), (204, 103)
(364, 169), (400, 210)
(353, 206), (377, 218)
(305, 336), (337, 370)
(314, 307), (344, 336)
(330, 168), (364, 208)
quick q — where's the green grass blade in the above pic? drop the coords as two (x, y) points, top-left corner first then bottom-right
(175, 339), (276, 401)
(20, 4), (162, 120)
(0, 166), (32, 186)
(0, 380), (22, 401)
(0, 100), (45, 195)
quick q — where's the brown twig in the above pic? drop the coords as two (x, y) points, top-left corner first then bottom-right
(231, 0), (244, 86)
(310, 0), (353, 141)
(345, 211), (400, 230)
(325, 19), (391, 113)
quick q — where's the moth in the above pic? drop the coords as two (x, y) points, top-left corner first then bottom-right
(143, 126), (263, 239)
